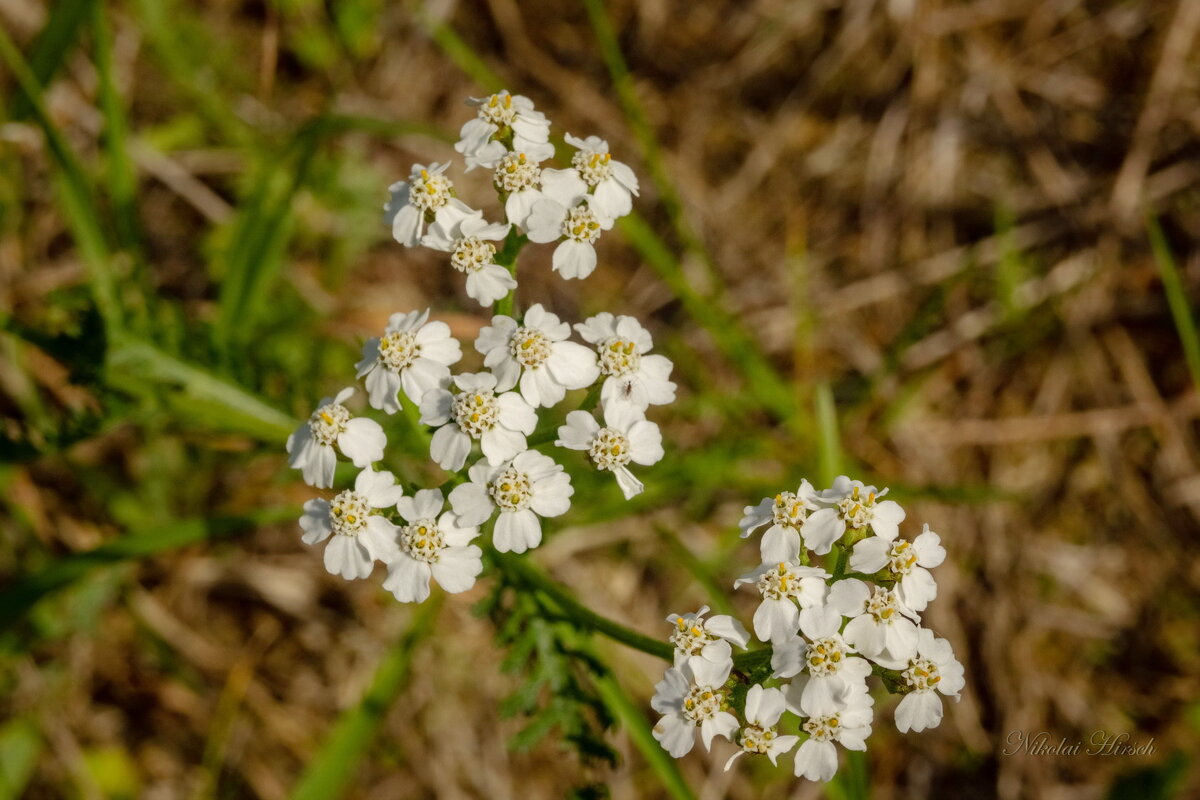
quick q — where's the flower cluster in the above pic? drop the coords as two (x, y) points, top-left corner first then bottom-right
(286, 92), (673, 603)
(652, 476), (963, 780)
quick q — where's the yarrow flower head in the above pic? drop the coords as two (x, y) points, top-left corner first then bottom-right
(383, 488), (483, 604)
(787, 680), (874, 782)
(829, 579), (920, 669)
(740, 479), (824, 561)
(574, 313), (677, 411)
(355, 310), (462, 415)
(665, 606), (749, 668)
(555, 403), (663, 500)
(723, 685), (799, 771)
(287, 387), (386, 489)
(455, 91), (551, 171)
(850, 523), (946, 612)
(894, 627), (965, 733)
(298, 467), (404, 580)
(562, 133), (639, 220)
(474, 304), (600, 408)
(386, 162), (473, 247)
(525, 180), (611, 280)
(492, 148), (565, 228)
(449, 450), (574, 553)
(421, 213), (516, 307)
(419, 372), (537, 472)
(651, 656), (739, 758)
(734, 562), (830, 643)
(806, 475), (906, 545)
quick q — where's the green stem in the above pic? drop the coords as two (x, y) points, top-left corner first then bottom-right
(491, 549), (673, 662)
(493, 231), (528, 318)
(830, 543), (850, 580)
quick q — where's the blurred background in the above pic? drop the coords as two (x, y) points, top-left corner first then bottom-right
(2, 0), (1199, 797)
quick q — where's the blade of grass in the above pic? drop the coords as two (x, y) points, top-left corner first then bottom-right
(7, 0), (96, 120)
(105, 336), (300, 441)
(814, 381), (842, 486)
(91, 4), (145, 261)
(213, 128), (322, 359)
(0, 25), (121, 333)
(92, 1), (152, 334)
(592, 669), (697, 800)
(1147, 213), (1200, 396)
(289, 598), (443, 800)
(0, 508), (297, 630)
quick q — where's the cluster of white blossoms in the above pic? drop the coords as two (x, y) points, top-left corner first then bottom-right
(652, 476), (964, 781)
(286, 91), (673, 604)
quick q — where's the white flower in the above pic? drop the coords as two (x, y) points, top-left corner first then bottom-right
(723, 685), (799, 771)
(894, 628), (965, 733)
(298, 467), (404, 580)
(771, 607), (872, 716)
(287, 387), (385, 489)
(385, 162), (474, 247)
(421, 213), (517, 307)
(651, 656), (738, 758)
(828, 579), (919, 668)
(454, 91), (551, 171)
(573, 313), (677, 410)
(382, 488), (483, 603)
(419, 372), (537, 472)
(525, 176), (610, 280)
(665, 606), (750, 668)
(850, 524), (946, 612)
(448, 450), (573, 553)
(563, 133), (639, 220)
(555, 405), (662, 500)
(805, 476), (907, 546)
(355, 310), (462, 414)
(734, 562), (829, 643)
(474, 304), (600, 408)
(491, 147), (567, 228)
(739, 480), (824, 561)
(787, 679), (874, 782)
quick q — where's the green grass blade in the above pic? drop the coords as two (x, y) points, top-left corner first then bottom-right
(592, 671), (697, 800)
(91, 4), (145, 260)
(289, 598), (443, 800)
(7, 0), (96, 120)
(106, 336), (300, 441)
(0, 509), (297, 630)
(0, 25), (121, 333)
(814, 381), (842, 486)
(1147, 214), (1200, 396)
(213, 125), (322, 358)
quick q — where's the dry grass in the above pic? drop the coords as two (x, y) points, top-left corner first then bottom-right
(2, 0), (1199, 798)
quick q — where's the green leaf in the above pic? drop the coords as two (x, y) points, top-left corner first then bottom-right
(0, 25), (121, 333)
(7, 0), (96, 120)
(105, 336), (299, 441)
